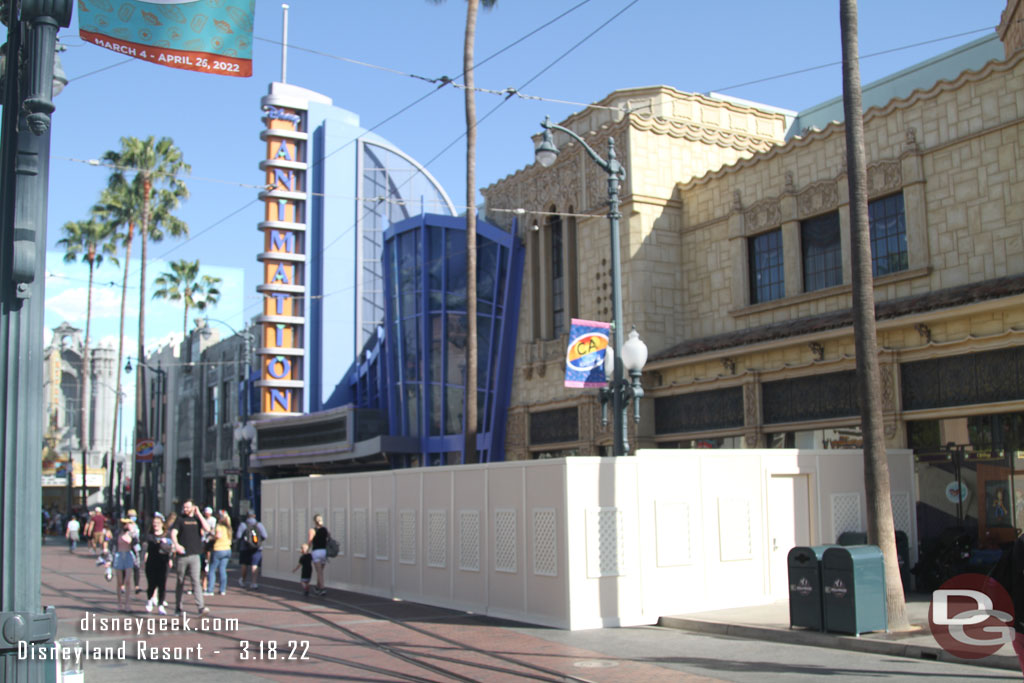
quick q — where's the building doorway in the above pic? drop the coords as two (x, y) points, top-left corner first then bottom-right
(768, 474), (812, 596)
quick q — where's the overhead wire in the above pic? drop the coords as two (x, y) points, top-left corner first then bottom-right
(61, 7), (997, 298)
(133, 1), (600, 272)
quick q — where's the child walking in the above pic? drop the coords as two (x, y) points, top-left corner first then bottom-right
(293, 543), (312, 597)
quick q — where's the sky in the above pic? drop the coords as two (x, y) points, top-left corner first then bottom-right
(42, 0), (1009, 451)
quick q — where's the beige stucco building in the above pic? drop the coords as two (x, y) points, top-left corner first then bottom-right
(483, 2), (1024, 551)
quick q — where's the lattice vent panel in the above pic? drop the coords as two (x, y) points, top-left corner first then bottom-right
(399, 509), (417, 565)
(352, 508), (368, 558)
(427, 510), (447, 568)
(375, 509), (390, 560)
(495, 509), (518, 573)
(459, 510), (480, 572)
(533, 508), (557, 577)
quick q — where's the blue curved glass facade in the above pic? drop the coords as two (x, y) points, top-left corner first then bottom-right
(381, 214), (524, 465)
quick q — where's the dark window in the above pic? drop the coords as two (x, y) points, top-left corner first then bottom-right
(901, 346), (1024, 411)
(221, 380), (231, 424)
(749, 229), (784, 303)
(550, 213), (564, 337)
(762, 371), (860, 424)
(207, 385), (219, 428)
(529, 407), (579, 445)
(654, 387), (745, 434)
(801, 211), (842, 292)
(869, 193), (908, 276)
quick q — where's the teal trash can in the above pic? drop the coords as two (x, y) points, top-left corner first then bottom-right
(822, 545), (887, 635)
(788, 545), (833, 631)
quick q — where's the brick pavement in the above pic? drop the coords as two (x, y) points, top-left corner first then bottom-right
(39, 541), (720, 682)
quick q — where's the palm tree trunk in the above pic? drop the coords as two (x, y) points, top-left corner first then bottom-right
(137, 179), (152, 448)
(82, 258), (95, 460)
(111, 225), (134, 490)
(182, 300), (189, 345)
(839, 0), (909, 630)
(463, 0), (479, 464)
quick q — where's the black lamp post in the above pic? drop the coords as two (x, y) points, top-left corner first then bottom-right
(534, 116), (648, 455)
(0, 0), (73, 674)
(124, 356), (167, 521)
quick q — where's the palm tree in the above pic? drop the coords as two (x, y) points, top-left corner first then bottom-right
(152, 259), (222, 341)
(92, 179), (139, 475)
(102, 136), (189, 447)
(94, 178), (187, 472)
(430, 0), (497, 463)
(839, 0), (908, 630)
(56, 216), (118, 456)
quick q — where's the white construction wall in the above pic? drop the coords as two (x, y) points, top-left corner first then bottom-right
(259, 448), (915, 630)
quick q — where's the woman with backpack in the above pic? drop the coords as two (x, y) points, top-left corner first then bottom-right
(307, 514), (330, 596)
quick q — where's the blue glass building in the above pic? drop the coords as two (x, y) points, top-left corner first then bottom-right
(380, 213), (524, 465)
(249, 84), (523, 473)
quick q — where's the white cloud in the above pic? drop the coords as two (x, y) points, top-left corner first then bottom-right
(46, 281), (136, 326)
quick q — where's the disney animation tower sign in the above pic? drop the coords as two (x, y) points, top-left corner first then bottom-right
(256, 99), (307, 415)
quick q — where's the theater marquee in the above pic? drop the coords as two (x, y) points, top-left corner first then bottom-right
(256, 101), (307, 415)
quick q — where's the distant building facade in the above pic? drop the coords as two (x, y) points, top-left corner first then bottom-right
(42, 322), (118, 508)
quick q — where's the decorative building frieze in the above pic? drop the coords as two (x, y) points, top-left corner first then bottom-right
(797, 181), (839, 218)
(866, 160), (902, 197)
(743, 198), (781, 234)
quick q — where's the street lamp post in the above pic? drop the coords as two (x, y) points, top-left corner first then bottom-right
(535, 116), (648, 455)
(95, 381), (126, 514)
(124, 356), (167, 521)
(0, 1), (74, 675)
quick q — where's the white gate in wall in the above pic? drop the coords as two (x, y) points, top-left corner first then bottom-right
(259, 449), (915, 630)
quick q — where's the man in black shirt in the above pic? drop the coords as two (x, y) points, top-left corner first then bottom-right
(171, 499), (211, 615)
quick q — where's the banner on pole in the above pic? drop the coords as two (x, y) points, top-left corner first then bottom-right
(565, 318), (610, 388)
(135, 439), (154, 463)
(78, 0), (255, 78)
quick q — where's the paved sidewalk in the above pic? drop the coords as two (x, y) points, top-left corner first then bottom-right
(659, 593), (1020, 672)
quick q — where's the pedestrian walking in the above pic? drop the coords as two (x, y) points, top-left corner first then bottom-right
(143, 512), (173, 615)
(126, 509), (144, 594)
(84, 507), (105, 554)
(307, 514), (330, 596)
(96, 528), (113, 582)
(170, 499), (211, 616)
(201, 506), (216, 593)
(65, 515), (80, 553)
(236, 511), (268, 590)
(293, 543), (312, 597)
(207, 510), (232, 596)
(112, 517), (137, 612)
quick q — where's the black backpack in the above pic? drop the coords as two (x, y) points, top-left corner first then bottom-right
(242, 523), (263, 550)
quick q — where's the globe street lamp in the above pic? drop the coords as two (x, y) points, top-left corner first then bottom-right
(535, 116), (647, 455)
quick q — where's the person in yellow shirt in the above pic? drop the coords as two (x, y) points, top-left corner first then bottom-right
(207, 510), (233, 595)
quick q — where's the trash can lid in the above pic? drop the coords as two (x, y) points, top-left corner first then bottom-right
(822, 544), (884, 569)
(787, 545), (835, 565)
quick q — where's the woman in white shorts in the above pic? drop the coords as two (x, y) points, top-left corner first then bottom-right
(112, 518), (137, 612)
(307, 514), (329, 596)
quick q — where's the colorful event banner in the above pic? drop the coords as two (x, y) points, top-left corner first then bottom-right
(78, 0), (255, 77)
(565, 318), (611, 388)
